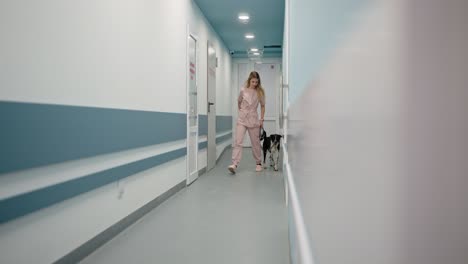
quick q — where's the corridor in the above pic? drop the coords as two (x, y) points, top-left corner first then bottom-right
(1, 0), (468, 263)
(80, 148), (289, 264)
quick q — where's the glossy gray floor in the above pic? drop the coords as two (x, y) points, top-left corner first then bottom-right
(80, 148), (290, 264)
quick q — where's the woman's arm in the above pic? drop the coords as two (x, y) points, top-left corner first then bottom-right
(260, 105), (265, 127)
(259, 93), (266, 127)
(238, 89), (243, 110)
(261, 105), (265, 120)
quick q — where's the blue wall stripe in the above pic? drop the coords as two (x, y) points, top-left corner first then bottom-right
(0, 147), (187, 224)
(0, 101), (186, 174)
(199, 115), (208, 136)
(216, 133), (233, 144)
(198, 141), (208, 150)
(198, 132), (232, 150)
(198, 115), (232, 136)
(216, 115), (233, 133)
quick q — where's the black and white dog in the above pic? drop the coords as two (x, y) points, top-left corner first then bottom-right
(260, 129), (283, 171)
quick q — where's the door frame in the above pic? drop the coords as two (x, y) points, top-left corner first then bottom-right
(232, 58), (283, 146)
(207, 41), (217, 172)
(186, 26), (199, 185)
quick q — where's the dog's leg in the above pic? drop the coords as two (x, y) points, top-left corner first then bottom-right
(274, 151), (279, 171)
(269, 152), (274, 167)
(269, 148), (279, 171)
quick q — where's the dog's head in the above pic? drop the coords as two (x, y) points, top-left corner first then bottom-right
(269, 134), (283, 149)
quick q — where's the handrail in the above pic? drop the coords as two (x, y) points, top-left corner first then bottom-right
(283, 146), (316, 264)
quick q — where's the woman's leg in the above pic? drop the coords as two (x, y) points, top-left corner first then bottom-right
(247, 126), (262, 165)
(232, 124), (247, 166)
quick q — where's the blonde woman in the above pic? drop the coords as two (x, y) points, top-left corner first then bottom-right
(228, 71), (265, 173)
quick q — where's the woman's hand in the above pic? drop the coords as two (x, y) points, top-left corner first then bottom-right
(259, 119), (264, 127)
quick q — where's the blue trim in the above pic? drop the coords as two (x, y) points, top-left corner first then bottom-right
(198, 141), (208, 150)
(0, 101), (186, 174)
(198, 115), (231, 149)
(216, 133), (232, 144)
(199, 115), (208, 136)
(0, 147), (187, 224)
(198, 132), (232, 151)
(199, 115), (232, 136)
(216, 115), (232, 133)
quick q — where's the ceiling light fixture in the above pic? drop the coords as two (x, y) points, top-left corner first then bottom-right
(238, 14), (250, 22)
(245, 34), (255, 39)
(250, 48), (259, 52)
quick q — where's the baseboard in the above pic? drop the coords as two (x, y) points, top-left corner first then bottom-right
(198, 145), (231, 177)
(54, 180), (186, 264)
(198, 167), (207, 176)
(55, 145), (232, 263)
(217, 145), (231, 164)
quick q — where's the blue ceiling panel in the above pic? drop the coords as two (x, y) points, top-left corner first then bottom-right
(194, 0), (285, 57)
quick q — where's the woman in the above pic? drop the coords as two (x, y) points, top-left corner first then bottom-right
(228, 71), (265, 173)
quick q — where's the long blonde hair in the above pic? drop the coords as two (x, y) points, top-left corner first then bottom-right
(245, 71), (265, 100)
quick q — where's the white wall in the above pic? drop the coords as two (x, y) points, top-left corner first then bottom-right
(0, 0), (232, 263)
(0, 0), (189, 113)
(282, 0), (289, 87)
(403, 0), (468, 263)
(288, 1), (404, 263)
(288, 0), (368, 105)
(216, 47), (233, 116)
(0, 151), (186, 264)
(282, 0), (289, 137)
(188, 2), (232, 117)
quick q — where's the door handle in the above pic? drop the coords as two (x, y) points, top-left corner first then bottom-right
(208, 102), (214, 113)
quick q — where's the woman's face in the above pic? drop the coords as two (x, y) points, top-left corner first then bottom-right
(250, 78), (259, 88)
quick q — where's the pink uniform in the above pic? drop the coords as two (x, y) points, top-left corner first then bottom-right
(232, 87), (265, 166)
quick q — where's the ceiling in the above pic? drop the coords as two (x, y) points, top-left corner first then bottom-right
(193, 0), (285, 58)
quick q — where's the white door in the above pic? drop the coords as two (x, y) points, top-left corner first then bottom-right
(254, 63), (281, 134)
(207, 41), (217, 171)
(186, 34), (198, 185)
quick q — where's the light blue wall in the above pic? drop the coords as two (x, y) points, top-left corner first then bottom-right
(285, 0), (371, 263)
(288, 0), (369, 103)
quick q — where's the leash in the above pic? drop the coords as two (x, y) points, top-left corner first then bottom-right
(259, 127), (267, 140)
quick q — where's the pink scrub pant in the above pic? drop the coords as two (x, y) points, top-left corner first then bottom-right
(232, 124), (262, 166)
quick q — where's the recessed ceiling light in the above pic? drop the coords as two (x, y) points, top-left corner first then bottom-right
(238, 14), (250, 22)
(250, 48), (259, 52)
(245, 34), (255, 39)
(253, 52), (260, 56)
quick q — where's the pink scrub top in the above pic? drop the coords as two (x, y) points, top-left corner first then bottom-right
(237, 87), (265, 128)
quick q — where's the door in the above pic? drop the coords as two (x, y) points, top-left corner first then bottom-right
(186, 33), (198, 185)
(207, 41), (217, 171)
(254, 63), (281, 134)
